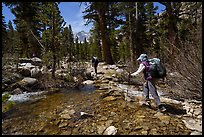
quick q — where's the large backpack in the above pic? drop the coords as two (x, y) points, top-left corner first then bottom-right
(148, 58), (166, 78)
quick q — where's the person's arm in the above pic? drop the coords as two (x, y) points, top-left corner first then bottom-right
(131, 63), (145, 76)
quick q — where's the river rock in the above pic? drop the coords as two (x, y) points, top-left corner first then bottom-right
(60, 114), (71, 119)
(105, 120), (113, 127)
(96, 125), (106, 134)
(160, 97), (181, 105)
(103, 96), (117, 101)
(18, 67), (31, 77)
(108, 65), (117, 69)
(190, 131), (202, 135)
(41, 66), (48, 74)
(59, 121), (68, 128)
(83, 80), (94, 85)
(59, 109), (75, 120)
(80, 112), (93, 118)
(2, 73), (22, 85)
(116, 68), (124, 73)
(19, 58), (32, 63)
(31, 67), (42, 78)
(101, 80), (110, 83)
(19, 63), (36, 69)
(31, 57), (42, 66)
(182, 117), (202, 132)
(124, 92), (134, 102)
(158, 115), (171, 125)
(20, 77), (38, 87)
(103, 126), (117, 135)
(11, 88), (23, 95)
(103, 76), (112, 81)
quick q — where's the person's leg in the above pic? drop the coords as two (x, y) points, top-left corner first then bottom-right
(143, 81), (150, 100)
(141, 81), (151, 106)
(94, 66), (97, 74)
(147, 79), (166, 111)
(95, 66), (97, 74)
(147, 79), (161, 106)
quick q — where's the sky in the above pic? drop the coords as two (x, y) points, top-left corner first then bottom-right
(2, 2), (165, 34)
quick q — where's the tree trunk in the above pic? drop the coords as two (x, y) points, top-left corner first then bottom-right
(51, 5), (56, 79)
(98, 12), (114, 65)
(129, 12), (134, 65)
(166, 2), (177, 56)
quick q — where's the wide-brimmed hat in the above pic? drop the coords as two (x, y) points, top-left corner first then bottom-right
(137, 54), (147, 61)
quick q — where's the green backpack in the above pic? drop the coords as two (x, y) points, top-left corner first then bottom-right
(148, 58), (166, 78)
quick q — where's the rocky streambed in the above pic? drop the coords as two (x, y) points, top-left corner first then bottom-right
(2, 62), (202, 135)
(1, 86), (191, 135)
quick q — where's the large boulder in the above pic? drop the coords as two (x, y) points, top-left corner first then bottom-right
(18, 67), (31, 77)
(2, 73), (23, 92)
(31, 57), (42, 67)
(20, 77), (38, 87)
(18, 63), (36, 77)
(19, 77), (43, 91)
(2, 73), (22, 85)
(18, 63), (36, 69)
(19, 58), (32, 63)
(31, 67), (42, 78)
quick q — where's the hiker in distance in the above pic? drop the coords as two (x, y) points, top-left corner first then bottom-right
(92, 56), (99, 75)
(131, 54), (166, 112)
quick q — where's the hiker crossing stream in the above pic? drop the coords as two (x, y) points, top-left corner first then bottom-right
(2, 62), (202, 135)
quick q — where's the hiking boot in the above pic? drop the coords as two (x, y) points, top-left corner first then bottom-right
(142, 101), (149, 106)
(140, 100), (151, 107)
(158, 105), (166, 112)
(145, 98), (151, 103)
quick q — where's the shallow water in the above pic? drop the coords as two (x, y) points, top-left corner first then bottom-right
(2, 85), (98, 134)
(2, 84), (191, 135)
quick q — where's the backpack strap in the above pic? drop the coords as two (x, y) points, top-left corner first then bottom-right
(141, 61), (153, 80)
(141, 61), (150, 71)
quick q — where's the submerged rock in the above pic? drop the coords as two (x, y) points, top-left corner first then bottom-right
(103, 96), (117, 101)
(80, 112), (94, 119)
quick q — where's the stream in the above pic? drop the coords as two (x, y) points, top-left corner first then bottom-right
(2, 84), (192, 135)
(2, 85), (98, 135)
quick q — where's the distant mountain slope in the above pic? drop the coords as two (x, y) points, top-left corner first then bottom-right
(74, 31), (90, 43)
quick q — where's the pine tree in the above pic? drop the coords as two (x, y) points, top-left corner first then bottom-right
(4, 2), (43, 58)
(46, 2), (65, 78)
(144, 2), (160, 56)
(75, 36), (80, 61)
(68, 25), (75, 61)
(6, 21), (15, 54)
(89, 22), (102, 61)
(2, 14), (7, 57)
(83, 2), (114, 64)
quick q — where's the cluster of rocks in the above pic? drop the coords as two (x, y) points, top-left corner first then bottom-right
(2, 57), (45, 96)
(83, 63), (202, 135)
(182, 100), (202, 135)
(2, 62), (202, 135)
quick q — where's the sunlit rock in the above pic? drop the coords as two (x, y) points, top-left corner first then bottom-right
(83, 80), (94, 85)
(103, 96), (116, 101)
(31, 67), (42, 78)
(103, 126), (117, 135)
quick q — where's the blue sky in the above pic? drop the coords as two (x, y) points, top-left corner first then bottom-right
(2, 2), (165, 34)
